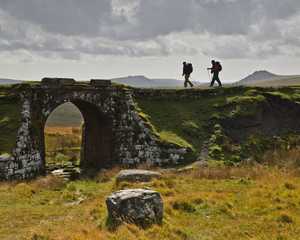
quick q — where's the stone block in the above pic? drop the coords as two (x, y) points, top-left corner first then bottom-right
(116, 169), (162, 183)
(0, 153), (11, 162)
(90, 79), (111, 86)
(106, 189), (163, 228)
(41, 78), (76, 86)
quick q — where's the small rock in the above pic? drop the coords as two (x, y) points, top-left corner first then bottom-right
(51, 169), (64, 175)
(192, 160), (208, 168)
(0, 153), (12, 162)
(116, 169), (162, 183)
(106, 189), (163, 228)
(177, 160), (208, 173)
(177, 166), (194, 173)
(51, 169), (78, 181)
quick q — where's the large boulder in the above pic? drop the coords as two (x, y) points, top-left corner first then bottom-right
(116, 169), (162, 183)
(106, 189), (163, 228)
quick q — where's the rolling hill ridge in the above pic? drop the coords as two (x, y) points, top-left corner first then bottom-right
(236, 70), (300, 86)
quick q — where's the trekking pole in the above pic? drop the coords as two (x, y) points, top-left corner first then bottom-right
(207, 69), (211, 82)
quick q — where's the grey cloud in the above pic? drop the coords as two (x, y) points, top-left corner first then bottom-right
(0, 0), (115, 36)
(0, 0), (300, 60)
(109, 0), (300, 40)
(2, 0), (299, 39)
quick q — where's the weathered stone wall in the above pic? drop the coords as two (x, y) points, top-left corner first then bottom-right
(0, 82), (187, 180)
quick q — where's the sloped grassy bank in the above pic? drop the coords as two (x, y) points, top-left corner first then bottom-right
(134, 86), (300, 164)
(0, 85), (22, 155)
(1, 166), (300, 240)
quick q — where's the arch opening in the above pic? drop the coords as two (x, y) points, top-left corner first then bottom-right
(44, 101), (113, 176)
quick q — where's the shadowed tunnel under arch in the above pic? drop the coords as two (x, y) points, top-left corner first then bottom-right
(44, 100), (113, 171)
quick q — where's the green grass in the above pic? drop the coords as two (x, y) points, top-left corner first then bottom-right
(1, 166), (300, 239)
(226, 94), (266, 105)
(136, 96), (226, 154)
(159, 131), (194, 149)
(136, 86), (300, 163)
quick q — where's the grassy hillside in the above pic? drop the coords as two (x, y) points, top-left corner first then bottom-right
(1, 164), (300, 239)
(0, 86), (21, 155)
(136, 86), (300, 164)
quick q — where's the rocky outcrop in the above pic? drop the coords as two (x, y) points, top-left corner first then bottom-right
(0, 154), (12, 179)
(116, 169), (162, 183)
(12, 98), (42, 179)
(106, 189), (163, 228)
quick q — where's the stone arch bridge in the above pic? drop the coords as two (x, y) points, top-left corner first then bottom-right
(0, 79), (186, 180)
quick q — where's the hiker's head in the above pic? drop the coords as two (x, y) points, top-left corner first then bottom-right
(211, 60), (215, 65)
(183, 61), (186, 65)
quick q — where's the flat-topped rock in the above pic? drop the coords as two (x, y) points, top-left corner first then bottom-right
(41, 77), (76, 86)
(106, 189), (163, 228)
(116, 169), (162, 183)
(0, 154), (12, 162)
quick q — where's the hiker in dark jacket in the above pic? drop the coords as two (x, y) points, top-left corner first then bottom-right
(207, 60), (222, 87)
(182, 62), (194, 88)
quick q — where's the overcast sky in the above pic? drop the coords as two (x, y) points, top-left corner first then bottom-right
(0, 0), (299, 82)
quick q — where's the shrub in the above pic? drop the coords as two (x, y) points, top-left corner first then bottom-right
(172, 201), (196, 213)
(284, 182), (296, 190)
(33, 175), (65, 190)
(31, 234), (50, 240)
(277, 214), (293, 224)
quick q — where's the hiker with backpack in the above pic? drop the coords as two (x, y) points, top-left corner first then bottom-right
(182, 62), (194, 88)
(207, 60), (222, 87)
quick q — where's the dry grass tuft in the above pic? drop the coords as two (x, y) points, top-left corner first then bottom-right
(261, 147), (300, 167)
(32, 175), (66, 191)
(44, 126), (81, 135)
(172, 200), (196, 213)
(277, 213), (294, 224)
(173, 165), (267, 180)
(94, 167), (121, 183)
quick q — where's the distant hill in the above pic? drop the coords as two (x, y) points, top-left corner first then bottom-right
(236, 70), (300, 86)
(111, 75), (194, 88)
(238, 71), (278, 84)
(46, 103), (83, 127)
(0, 78), (23, 85)
(244, 76), (300, 87)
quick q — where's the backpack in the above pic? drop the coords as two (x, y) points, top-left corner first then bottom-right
(186, 63), (193, 74)
(216, 62), (222, 72)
